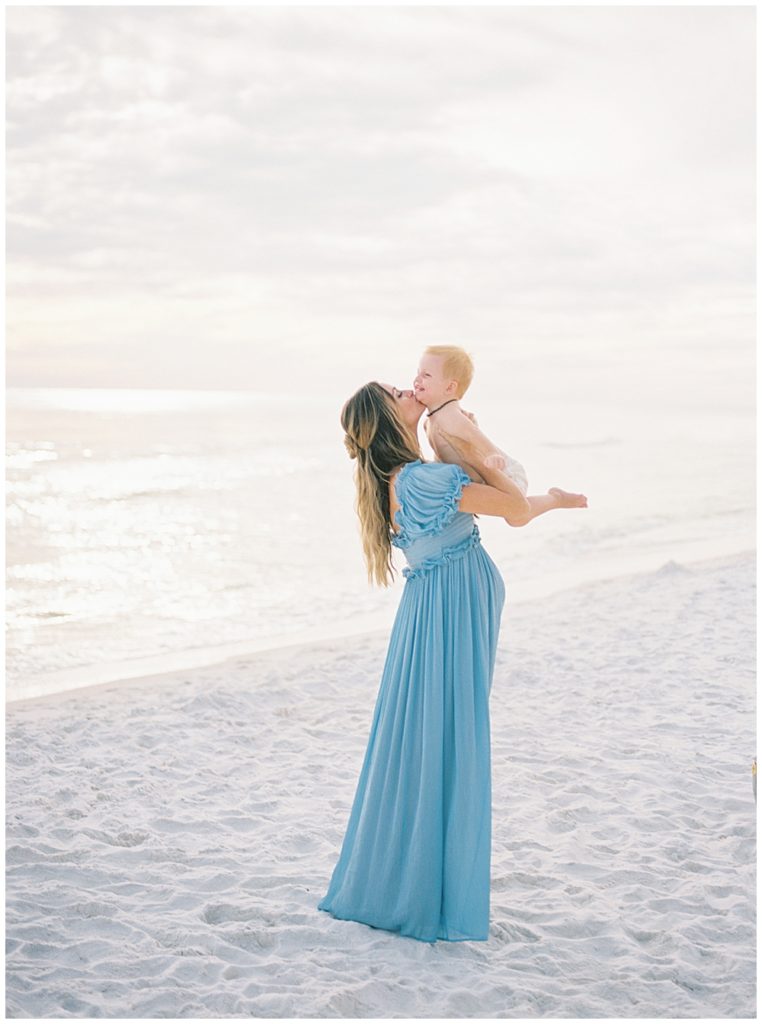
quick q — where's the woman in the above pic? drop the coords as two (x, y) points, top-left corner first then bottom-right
(317, 381), (530, 944)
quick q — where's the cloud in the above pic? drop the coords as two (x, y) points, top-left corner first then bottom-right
(6, 5), (755, 389)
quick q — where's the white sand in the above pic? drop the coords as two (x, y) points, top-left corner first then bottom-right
(6, 551), (756, 1018)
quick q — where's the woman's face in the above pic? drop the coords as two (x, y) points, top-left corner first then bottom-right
(380, 383), (425, 429)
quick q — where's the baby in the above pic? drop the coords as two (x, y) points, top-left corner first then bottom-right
(413, 345), (588, 527)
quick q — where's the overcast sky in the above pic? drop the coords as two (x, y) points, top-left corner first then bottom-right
(6, 5), (755, 396)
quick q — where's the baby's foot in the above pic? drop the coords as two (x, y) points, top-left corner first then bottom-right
(548, 487), (588, 508)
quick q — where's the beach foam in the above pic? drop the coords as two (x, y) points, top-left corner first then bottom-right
(6, 551), (756, 1018)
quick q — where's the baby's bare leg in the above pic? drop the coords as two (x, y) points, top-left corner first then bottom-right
(516, 488), (588, 527)
(474, 471), (587, 527)
(468, 464), (588, 527)
(437, 432), (587, 526)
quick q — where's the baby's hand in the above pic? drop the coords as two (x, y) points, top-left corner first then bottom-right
(483, 452), (507, 471)
(461, 408), (479, 427)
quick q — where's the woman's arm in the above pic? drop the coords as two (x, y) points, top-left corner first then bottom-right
(458, 481), (531, 524)
(444, 431), (531, 525)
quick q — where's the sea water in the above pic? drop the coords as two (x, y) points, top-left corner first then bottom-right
(6, 374), (754, 701)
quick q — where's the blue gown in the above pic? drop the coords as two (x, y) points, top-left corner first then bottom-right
(317, 459), (505, 943)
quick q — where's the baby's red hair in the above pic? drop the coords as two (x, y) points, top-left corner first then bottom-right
(423, 345), (475, 398)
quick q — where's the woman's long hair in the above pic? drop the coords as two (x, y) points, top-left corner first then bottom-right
(341, 382), (422, 587)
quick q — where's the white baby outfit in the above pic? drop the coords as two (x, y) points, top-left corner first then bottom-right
(494, 447), (529, 496)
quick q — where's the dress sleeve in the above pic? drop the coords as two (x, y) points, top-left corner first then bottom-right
(394, 461), (472, 542)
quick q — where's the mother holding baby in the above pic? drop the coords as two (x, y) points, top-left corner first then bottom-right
(317, 371), (531, 944)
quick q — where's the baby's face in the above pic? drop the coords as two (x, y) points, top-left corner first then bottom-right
(413, 354), (455, 408)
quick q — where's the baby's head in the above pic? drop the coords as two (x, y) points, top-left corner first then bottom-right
(414, 345), (474, 409)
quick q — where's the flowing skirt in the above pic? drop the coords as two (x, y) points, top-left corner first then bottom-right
(317, 540), (505, 943)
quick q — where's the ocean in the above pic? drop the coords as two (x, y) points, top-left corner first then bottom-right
(6, 374), (755, 701)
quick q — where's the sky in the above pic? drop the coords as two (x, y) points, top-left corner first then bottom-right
(5, 5), (756, 402)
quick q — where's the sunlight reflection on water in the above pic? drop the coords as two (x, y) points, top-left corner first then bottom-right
(6, 385), (754, 700)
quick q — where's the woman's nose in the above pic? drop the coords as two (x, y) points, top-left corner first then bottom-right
(401, 389), (414, 398)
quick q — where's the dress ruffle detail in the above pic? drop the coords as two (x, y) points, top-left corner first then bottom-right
(392, 460), (473, 548)
(402, 524), (481, 580)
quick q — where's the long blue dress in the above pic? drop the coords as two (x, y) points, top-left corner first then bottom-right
(317, 459), (505, 943)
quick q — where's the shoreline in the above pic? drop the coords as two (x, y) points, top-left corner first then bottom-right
(7, 546), (755, 711)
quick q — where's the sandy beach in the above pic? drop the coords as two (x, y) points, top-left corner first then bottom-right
(6, 550), (756, 1018)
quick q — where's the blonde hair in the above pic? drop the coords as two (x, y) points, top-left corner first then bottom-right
(423, 345), (474, 398)
(341, 382), (422, 587)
